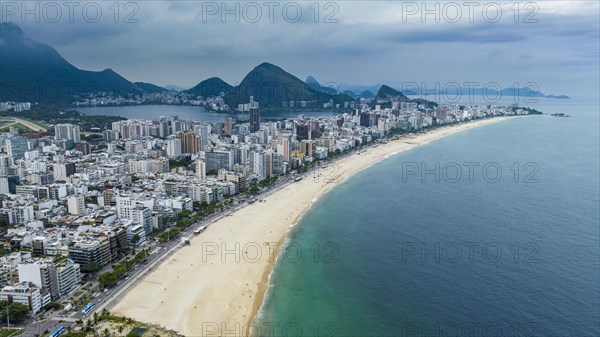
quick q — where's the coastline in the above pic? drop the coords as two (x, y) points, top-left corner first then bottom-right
(111, 116), (526, 336)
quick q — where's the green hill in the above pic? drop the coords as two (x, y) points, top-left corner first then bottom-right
(0, 23), (162, 103)
(185, 77), (233, 98)
(375, 85), (409, 101)
(371, 84), (438, 109)
(224, 63), (353, 109)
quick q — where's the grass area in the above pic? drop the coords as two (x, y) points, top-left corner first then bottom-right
(75, 311), (183, 337)
(0, 328), (24, 337)
(0, 122), (35, 133)
(25, 118), (50, 129)
(0, 117), (49, 131)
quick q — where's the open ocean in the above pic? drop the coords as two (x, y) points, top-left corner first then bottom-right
(255, 97), (600, 337)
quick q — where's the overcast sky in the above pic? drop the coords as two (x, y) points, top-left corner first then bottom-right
(2, 1), (599, 96)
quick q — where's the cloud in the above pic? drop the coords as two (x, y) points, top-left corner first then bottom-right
(2, 0), (597, 95)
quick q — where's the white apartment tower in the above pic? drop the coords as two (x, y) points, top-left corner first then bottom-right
(67, 195), (86, 216)
(196, 157), (206, 180)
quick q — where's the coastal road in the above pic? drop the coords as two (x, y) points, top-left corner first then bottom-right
(73, 141), (379, 324)
(19, 139), (376, 336)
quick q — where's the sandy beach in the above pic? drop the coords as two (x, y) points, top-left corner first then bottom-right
(111, 116), (522, 336)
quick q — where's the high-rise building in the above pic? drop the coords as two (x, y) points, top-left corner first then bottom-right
(53, 163), (76, 181)
(54, 124), (81, 143)
(277, 137), (291, 162)
(0, 154), (11, 175)
(131, 206), (153, 235)
(224, 117), (233, 136)
(206, 150), (234, 172)
(67, 195), (86, 216)
(17, 261), (59, 300)
(166, 138), (182, 158)
(68, 238), (112, 267)
(250, 151), (265, 181)
(55, 259), (81, 298)
(75, 141), (92, 155)
(116, 194), (135, 219)
(196, 157), (206, 180)
(0, 283), (44, 313)
(296, 124), (310, 140)
(179, 131), (200, 154)
(250, 107), (260, 132)
(6, 137), (29, 160)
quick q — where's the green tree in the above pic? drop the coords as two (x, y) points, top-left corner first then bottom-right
(0, 301), (30, 323)
(44, 301), (63, 311)
(130, 234), (140, 246)
(80, 263), (101, 273)
(98, 272), (118, 288)
(64, 332), (87, 337)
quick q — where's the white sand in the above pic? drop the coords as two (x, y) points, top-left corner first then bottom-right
(111, 117), (521, 336)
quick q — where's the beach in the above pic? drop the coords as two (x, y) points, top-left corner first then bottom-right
(111, 116), (521, 336)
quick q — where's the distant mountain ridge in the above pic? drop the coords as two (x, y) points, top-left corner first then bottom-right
(0, 22), (569, 107)
(0, 22), (165, 103)
(339, 83), (569, 100)
(401, 85), (570, 100)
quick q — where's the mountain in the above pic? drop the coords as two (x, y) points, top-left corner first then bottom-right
(225, 63), (353, 109)
(342, 90), (358, 99)
(0, 23), (164, 103)
(185, 77), (233, 98)
(358, 91), (376, 99)
(305, 76), (319, 86)
(164, 85), (188, 92)
(372, 85), (438, 109)
(375, 85), (410, 102)
(339, 83), (383, 96)
(402, 84), (569, 100)
(134, 82), (167, 93)
(305, 76), (337, 95)
(499, 87), (570, 99)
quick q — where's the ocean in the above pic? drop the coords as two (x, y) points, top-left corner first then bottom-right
(255, 97), (600, 337)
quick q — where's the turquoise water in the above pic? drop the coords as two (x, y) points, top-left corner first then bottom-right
(256, 99), (599, 336)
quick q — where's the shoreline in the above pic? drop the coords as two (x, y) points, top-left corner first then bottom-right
(111, 116), (527, 336)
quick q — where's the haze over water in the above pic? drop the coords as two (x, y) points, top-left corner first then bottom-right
(256, 98), (599, 337)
